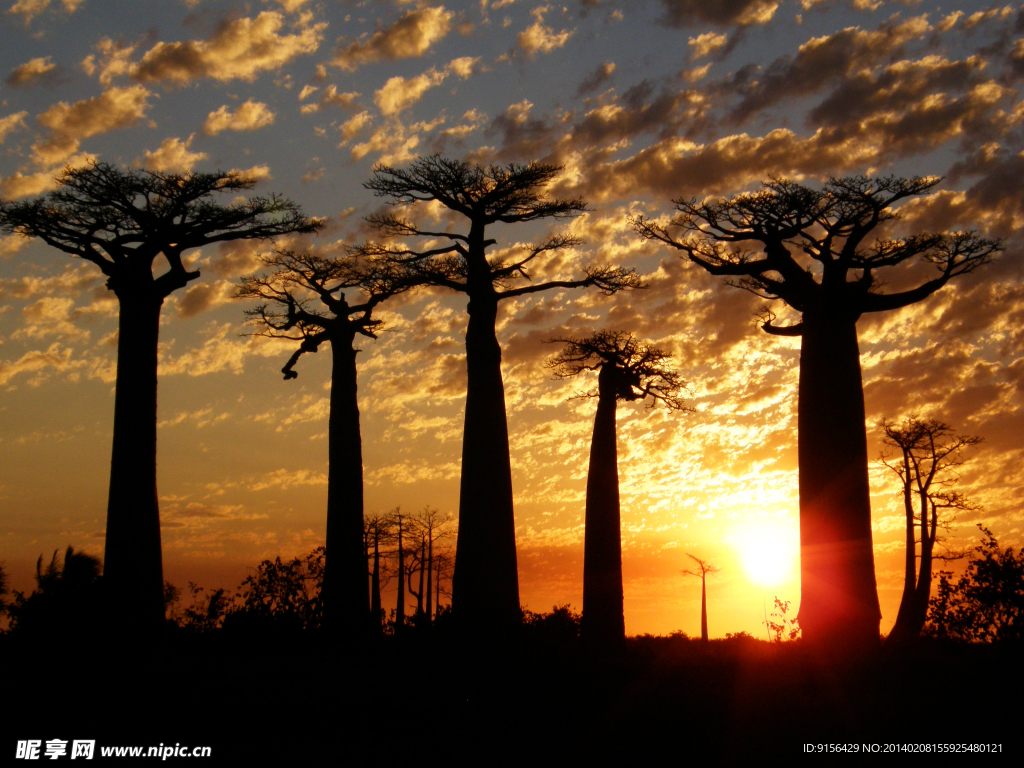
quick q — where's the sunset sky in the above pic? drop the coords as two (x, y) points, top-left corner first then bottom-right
(1, 0), (1021, 638)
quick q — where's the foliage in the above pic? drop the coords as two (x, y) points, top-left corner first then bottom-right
(546, 331), (688, 408)
(766, 597), (801, 643)
(6, 547), (104, 635)
(926, 526), (1024, 643)
(522, 604), (581, 648)
(227, 547), (324, 633)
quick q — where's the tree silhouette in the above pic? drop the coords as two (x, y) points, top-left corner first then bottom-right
(880, 418), (982, 644)
(237, 250), (416, 639)
(230, 548), (324, 633)
(927, 525), (1024, 643)
(681, 554), (720, 643)
(548, 331), (686, 652)
(634, 176), (1001, 652)
(358, 155), (642, 633)
(409, 507), (455, 628)
(364, 512), (396, 635)
(0, 163), (321, 634)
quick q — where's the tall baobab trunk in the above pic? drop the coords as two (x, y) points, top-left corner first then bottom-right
(452, 281), (520, 634)
(322, 333), (368, 637)
(796, 306), (880, 652)
(396, 514), (406, 634)
(103, 287), (165, 635)
(580, 365), (626, 653)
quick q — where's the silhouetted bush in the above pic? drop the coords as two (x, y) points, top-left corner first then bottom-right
(927, 525), (1023, 643)
(6, 547), (104, 637)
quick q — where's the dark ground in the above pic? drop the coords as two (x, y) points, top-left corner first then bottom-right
(4, 629), (1021, 763)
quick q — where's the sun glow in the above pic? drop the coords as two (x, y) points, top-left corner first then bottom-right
(732, 517), (800, 588)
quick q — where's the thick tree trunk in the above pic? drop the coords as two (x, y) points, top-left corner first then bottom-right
(452, 291), (520, 634)
(796, 308), (880, 653)
(322, 336), (368, 638)
(103, 292), (166, 635)
(580, 367), (625, 653)
(700, 575), (708, 643)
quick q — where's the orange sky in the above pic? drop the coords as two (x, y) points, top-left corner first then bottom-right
(2, 0), (1022, 637)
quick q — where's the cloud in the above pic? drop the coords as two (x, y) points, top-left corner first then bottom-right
(517, 5), (573, 55)
(0, 111), (28, 143)
(6, 56), (58, 88)
(132, 11), (325, 84)
(338, 110), (373, 146)
(139, 134), (208, 173)
(81, 38), (137, 85)
(32, 84), (152, 167)
(726, 15), (932, 123)
(374, 68), (448, 116)
(7, 0), (82, 24)
(656, 0), (779, 28)
(574, 127), (880, 202)
(8, 0), (49, 24)
(331, 6), (454, 71)
(11, 296), (90, 342)
(174, 279), (237, 319)
(0, 343), (83, 386)
(577, 61), (615, 96)
(0, 152), (95, 200)
(688, 32), (728, 61)
(265, 0), (311, 12)
(299, 84), (360, 115)
(202, 99), (276, 135)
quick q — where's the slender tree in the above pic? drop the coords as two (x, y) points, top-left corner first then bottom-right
(880, 418), (981, 644)
(237, 250), (416, 639)
(409, 507), (454, 628)
(634, 176), (1000, 652)
(364, 512), (396, 635)
(681, 554), (720, 643)
(548, 331), (687, 653)
(0, 163), (321, 634)
(358, 155), (642, 633)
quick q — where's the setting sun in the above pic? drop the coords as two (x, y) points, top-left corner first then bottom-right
(732, 519), (800, 589)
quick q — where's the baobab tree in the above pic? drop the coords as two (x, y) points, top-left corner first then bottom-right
(634, 176), (1000, 652)
(237, 250), (417, 638)
(358, 155), (642, 633)
(681, 554), (720, 643)
(548, 331), (687, 653)
(0, 163), (321, 634)
(880, 418), (981, 644)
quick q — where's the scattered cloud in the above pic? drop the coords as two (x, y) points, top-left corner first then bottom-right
(331, 6), (454, 71)
(517, 5), (573, 55)
(688, 32), (728, 61)
(132, 11), (326, 84)
(32, 85), (152, 167)
(0, 111), (28, 143)
(299, 84), (360, 114)
(139, 134), (208, 173)
(656, 0), (779, 27)
(6, 56), (58, 88)
(374, 68), (448, 116)
(202, 99), (276, 135)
